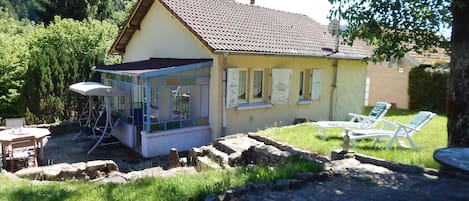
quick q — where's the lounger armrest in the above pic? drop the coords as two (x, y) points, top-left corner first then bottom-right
(395, 122), (419, 132)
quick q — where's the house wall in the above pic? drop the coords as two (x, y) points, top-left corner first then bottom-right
(334, 60), (368, 120)
(123, 1), (211, 62)
(215, 54), (367, 135)
(366, 58), (415, 109)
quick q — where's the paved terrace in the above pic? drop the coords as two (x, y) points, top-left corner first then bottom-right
(41, 131), (169, 173)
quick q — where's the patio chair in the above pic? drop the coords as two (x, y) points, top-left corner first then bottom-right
(6, 135), (38, 172)
(315, 102), (391, 138)
(5, 117), (26, 129)
(344, 111), (436, 150)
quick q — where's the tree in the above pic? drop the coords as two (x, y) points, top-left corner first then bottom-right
(34, 0), (114, 23)
(23, 17), (118, 123)
(0, 10), (34, 117)
(329, 0), (468, 147)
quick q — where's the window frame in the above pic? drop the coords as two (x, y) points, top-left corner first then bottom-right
(237, 69), (248, 104)
(299, 70), (305, 100)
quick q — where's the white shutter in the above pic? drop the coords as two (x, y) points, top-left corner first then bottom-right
(226, 68), (239, 108)
(311, 68), (322, 100)
(271, 68), (292, 104)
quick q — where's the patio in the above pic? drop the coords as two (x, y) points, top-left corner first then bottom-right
(40, 130), (170, 173)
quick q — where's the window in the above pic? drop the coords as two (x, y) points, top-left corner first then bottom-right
(226, 68), (269, 108)
(299, 71), (305, 99)
(238, 70), (247, 104)
(252, 70), (264, 103)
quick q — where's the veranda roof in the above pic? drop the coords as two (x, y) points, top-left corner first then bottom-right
(93, 58), (212, 78)
(69, 82), (128, 97)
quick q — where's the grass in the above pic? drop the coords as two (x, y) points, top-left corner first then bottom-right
(0, 156), (322, 201)
(259, 108), (447, 169)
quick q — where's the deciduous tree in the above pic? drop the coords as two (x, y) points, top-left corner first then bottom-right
(329, 0), (468, 147)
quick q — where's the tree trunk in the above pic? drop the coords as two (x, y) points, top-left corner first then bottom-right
(447, 2), (469, 147)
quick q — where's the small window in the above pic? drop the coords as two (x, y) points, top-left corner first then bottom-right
(252, 70), (264, 103)
(299, 71), (305, 99)
(238, 70), (247, 104)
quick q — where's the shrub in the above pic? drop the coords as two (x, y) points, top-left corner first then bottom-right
(408, 62), (449, 112)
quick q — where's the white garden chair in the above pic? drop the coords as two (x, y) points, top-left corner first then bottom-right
(345, 111), (436, 150)
(316, 102), (391, 138)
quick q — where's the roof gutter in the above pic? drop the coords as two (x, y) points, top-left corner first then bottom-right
(213, 50), (366, 60)
(92, 67), (139, 77)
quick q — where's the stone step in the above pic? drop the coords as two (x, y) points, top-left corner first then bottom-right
(195, 156), (222, 171)
(203, 145), (230, 169)
(214, 135), (264, 154)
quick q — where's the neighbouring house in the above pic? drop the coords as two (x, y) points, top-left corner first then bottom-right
(93, 0), (370, 157)
(365, 47), (450, 109)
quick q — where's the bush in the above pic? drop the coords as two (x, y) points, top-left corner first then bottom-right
(408, 63), (449, 112)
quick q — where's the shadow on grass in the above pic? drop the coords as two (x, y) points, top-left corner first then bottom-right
(314, 135), (344, 141)
(6, 187), (75, 201)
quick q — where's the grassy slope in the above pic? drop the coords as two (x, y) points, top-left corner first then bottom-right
(0, 157), (322, 201)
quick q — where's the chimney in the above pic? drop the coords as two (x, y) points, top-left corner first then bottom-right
(250, 0), (255, 5)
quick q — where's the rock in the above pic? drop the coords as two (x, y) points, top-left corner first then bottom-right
(215, 135), (263, 154)
(273, 179), (290, 190)
(204, 146), (230, 168)
(240, 145), (290, 166)
(204, 194), (220, 201)
(196, 156), (221, 171)
(222, 189), (237, 201)
(232, 185), (247, 195)
(289, 179), (304, 189)
(296, 172), (315, 182)
(188, 147), (204, 166)
(86, 160), (107, 172)
(43, 165), (62, 180)
(179, 157), (187, 167)
(15, 167), (43, 180)
(57, 163), (79, 180)
(72, 162), (87, 172)
(228, 152), (242, 166)
(92, 171), (129, 184)
(168, 148), (181, 169)
(104, 160), (119, 172)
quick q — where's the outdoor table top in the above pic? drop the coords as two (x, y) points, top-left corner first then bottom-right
(0, 127), (50, 142)
(433, 147), (469, 173)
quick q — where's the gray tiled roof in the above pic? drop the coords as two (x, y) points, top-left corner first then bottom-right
(112, 0), (370, 59)
(161, 0), (370, 59)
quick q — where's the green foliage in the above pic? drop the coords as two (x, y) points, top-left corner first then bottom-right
(23, 17), (118, 123)
(329, 0), (451, 62)
(408, 64), (449, 112)
(0, 11), (34, 117)
(35, 0), (119, 24)
(0, 0), (18, 19)
(0, 158), (323, 200)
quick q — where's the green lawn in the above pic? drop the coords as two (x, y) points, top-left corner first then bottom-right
(259, 108), (447, 169)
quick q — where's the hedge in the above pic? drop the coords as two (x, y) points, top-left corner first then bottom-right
(408, 64), (449, 112)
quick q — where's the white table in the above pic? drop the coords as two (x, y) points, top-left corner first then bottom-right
(0, 128), (51, 166)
